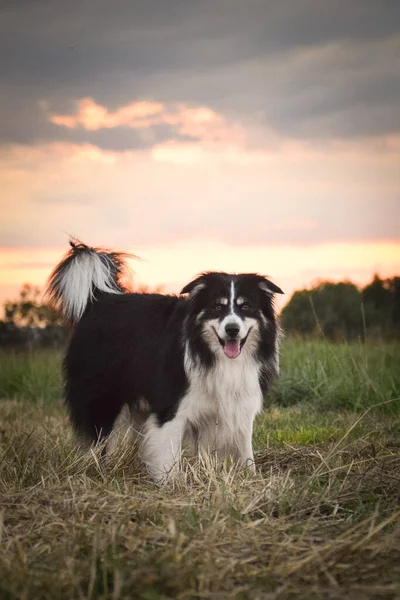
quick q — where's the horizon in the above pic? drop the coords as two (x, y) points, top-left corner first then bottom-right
(1, 243), (398, 319)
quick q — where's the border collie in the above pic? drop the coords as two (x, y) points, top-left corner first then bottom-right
(47, 240), (283, 482)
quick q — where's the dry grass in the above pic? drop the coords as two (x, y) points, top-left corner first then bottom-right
(1, 394), (400, 600)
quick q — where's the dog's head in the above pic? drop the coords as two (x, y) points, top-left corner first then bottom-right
(181, 272), (283, 361)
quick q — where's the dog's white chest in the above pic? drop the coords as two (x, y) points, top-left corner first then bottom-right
(183, 350), (263, 453)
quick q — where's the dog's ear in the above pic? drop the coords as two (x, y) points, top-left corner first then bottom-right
(258, 277), (284, 295)
(180, 275), (206, 296)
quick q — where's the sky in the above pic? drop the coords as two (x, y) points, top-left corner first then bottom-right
(1, 0), (399, 312)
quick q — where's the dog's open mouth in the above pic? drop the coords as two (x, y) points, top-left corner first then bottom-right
(214, 329), (252, 359)
(223, 338), (241, 359)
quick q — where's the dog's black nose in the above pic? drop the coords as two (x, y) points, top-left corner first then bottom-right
(225, 324), (240, 338)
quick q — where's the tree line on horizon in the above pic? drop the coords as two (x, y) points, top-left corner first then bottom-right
(280, 274), (400, 341)
(0, 274), (399, 347)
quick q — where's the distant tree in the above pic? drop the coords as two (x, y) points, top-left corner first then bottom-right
(278, 289), (317, 337)
(4, 283), (63, 327)
(362, 275), (400, 338)
(389, 277), (400, 331)
(281, 280), (363, 341)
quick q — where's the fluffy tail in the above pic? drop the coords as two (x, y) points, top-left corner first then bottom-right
(47, 239), (131, 323)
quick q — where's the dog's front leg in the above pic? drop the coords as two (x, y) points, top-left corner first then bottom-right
(142, 414), (186, 483)
(235, 424), (256, 473)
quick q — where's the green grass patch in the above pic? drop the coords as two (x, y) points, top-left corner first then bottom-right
(0, 349), (63, 403)
(270, 340), (400, 413)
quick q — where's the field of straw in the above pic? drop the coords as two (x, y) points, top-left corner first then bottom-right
(0, 340), (400, 599)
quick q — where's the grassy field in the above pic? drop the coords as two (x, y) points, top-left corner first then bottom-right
(0, 340), (399, 599)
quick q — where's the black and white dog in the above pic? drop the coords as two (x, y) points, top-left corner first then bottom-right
(47, 240), (283, 482)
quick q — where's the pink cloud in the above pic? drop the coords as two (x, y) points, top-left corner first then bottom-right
(164, 105), (245, 145)
(50, 98), (164, 130)
(48, 97), (246, 147)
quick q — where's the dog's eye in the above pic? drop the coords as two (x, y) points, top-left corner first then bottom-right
(242, 303), (251, 311)
(214, 303), (223, 311)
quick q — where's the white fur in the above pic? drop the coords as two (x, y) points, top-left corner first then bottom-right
(57, 252), (122, 321)
(142, 413), (187, 482)
(230, 280), (235, 312)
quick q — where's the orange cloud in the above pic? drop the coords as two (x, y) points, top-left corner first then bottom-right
(164, 105), (245, 146)
(50, 98), (164, 130)
(48, 97), (246, 148)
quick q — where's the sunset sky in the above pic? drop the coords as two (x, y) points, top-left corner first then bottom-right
(1, 1), (399, 312)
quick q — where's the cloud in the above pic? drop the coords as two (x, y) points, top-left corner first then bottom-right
(47, 98), (246, 149)
(0, 93), (205, 151)
(14, 97), (245, 152)
(49, 98), (165, 130)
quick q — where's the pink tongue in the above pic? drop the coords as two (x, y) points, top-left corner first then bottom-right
(224, 339), (241, 359)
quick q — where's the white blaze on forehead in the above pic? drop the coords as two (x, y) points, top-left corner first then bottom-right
(229, 279), (235, 314)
